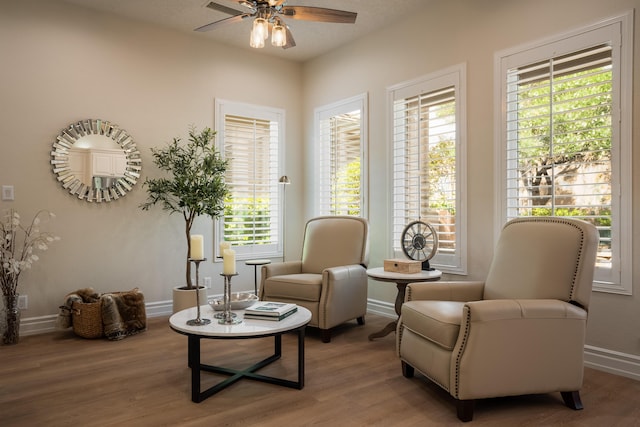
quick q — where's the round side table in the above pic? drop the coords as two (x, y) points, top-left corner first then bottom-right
(245, 259), (271, 295)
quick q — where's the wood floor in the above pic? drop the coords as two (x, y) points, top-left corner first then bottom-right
(1, 314), (639, 426)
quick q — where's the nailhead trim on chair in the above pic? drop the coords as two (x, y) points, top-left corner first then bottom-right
(453, 305), (472, 398)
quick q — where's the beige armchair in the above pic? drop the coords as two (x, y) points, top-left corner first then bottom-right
(260, 216), (369, 343)
(397, 217), (599, 422)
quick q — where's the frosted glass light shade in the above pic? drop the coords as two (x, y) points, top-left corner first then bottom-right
(253, 18), (268, 40)
(272, 24), (286, 47)
(250, 27), (265, 48)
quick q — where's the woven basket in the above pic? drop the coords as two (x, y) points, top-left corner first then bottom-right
(72, 300), (103, 339)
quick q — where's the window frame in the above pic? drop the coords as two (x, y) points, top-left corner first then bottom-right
(494, 12), (633, 295)
(387, 64), (468, 275)
(313, 93), (369, 218)
(214, 98), (286, 261)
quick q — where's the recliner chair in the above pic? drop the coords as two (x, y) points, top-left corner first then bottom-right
(397, 217), (599, 421)
(260, 216), (369, 343)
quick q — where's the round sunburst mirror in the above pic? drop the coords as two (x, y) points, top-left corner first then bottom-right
(50, 119), (141, 202)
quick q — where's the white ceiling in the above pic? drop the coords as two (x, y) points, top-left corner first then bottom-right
(60, 0), (430, 62)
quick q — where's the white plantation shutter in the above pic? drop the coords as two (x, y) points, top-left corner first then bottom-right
(315, 94), (367, 217)
(506, 46), (613, 266)
(497, 14), (632, 294)
(215, 100), (284, 259)
(389, 65), (467, 273)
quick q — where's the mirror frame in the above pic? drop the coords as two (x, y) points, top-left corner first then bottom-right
(50, 119), (141, 202)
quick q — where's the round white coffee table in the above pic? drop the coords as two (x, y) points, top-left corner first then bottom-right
(366, 267), (441, 340)
(170, 305), (311, 402)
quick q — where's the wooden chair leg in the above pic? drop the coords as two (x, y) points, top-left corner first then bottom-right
(320, 329), (331, 343)
(401, 361), (414, 378)
(456, 399), (475, 422)
(357, 316), (365, 325)
(561, 391), (584, 410)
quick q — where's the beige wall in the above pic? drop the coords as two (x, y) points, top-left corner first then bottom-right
(0, 0), (303, 315)
(1, 0), (639, 371)
(302, 0), (640, 359)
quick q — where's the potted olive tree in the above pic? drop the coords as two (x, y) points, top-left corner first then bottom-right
(141, 126), (228, 312)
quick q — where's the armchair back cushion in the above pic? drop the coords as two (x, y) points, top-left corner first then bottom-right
(483, 217), (598, 309)
(301, 216), (369, 273)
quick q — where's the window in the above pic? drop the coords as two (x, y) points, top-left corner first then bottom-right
(388, 64), (467, 274)
(214, 99), (285, 260)
(314, 93), (368, 217)
(496, 13), (632, 294)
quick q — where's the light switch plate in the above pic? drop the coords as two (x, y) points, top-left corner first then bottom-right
(2, 185), (14, 201)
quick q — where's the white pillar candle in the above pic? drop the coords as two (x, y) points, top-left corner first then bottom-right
(222, 248), (236, 275)
(219, 241), (230, 257)
(190, 235), (204, 260)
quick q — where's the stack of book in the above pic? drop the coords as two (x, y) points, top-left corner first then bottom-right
(244, 301), (297, 321)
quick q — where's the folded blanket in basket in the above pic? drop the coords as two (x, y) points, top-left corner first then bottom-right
(101, 289), (147, 340)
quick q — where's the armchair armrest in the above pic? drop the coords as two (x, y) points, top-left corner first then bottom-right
(452, 298), (588, 400)
(259, 261), (303, 300)
(318, 264), (368, 329)
(324, 264), (367, 284)
(406, 281), (485, 302)
(262, 261), (303, 279)
(464, 298), (587, 322)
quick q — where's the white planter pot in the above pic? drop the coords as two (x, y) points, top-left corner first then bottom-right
(172, 286), (208, 313)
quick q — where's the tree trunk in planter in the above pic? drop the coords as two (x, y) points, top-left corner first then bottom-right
(2, 293), (20, 345)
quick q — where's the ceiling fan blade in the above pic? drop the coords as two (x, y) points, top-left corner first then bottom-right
(281, 6), (357, 24)
(194, 14), (251, 32)
(205, 1), (245, 16)
(269, 0), (286, 6)
(283, 25), (296, 49)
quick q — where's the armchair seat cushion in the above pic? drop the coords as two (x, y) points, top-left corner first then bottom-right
(263, 273), (323, 302)
(402, 300), (465, 350)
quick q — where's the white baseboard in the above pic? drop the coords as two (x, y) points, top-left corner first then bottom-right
(366, 298), (396, 318)
(584, 344), (640, 381)
(15, 298), (640, 382)
(18, 314), (62, 336)
(18, 299), (176, 336)
(144, 299), (174, 318)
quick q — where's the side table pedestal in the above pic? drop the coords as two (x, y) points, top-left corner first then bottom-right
(366, 267), (441, 341)
(245, 259), (271, 295)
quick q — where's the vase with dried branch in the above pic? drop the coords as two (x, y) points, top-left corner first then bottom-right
(1, 209), (59, 345)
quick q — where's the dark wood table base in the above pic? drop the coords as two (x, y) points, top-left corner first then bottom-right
(186, 326), (306, 403)
(368, 282), (406, 341)
(366, 268), (441, 341)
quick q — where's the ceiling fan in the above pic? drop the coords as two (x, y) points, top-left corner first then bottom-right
(195, 1), (357, 49)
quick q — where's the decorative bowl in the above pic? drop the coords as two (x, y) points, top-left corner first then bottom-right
(209, 292), (259, 311)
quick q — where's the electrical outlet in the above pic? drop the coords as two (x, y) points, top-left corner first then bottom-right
(18, 295), (27, 310)
(2, 185), (14, 201)
(204, 277), (212, 289)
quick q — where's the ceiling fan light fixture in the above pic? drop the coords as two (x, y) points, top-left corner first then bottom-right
(271, 20), (287, 47)
(197, 2), (358, 51)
